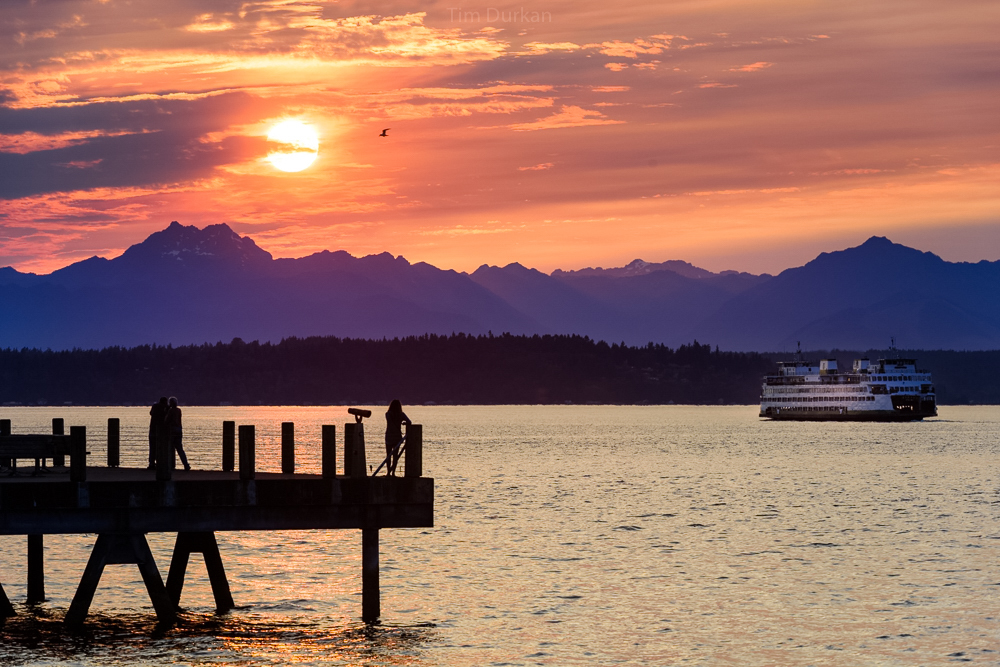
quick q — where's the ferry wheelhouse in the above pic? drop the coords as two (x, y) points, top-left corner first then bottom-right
(759, 356), (937, 421)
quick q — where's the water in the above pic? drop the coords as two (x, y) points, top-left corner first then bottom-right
(1, 405), (999, 665)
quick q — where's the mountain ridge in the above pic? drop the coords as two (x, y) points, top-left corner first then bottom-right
(1, 223), (998, 351)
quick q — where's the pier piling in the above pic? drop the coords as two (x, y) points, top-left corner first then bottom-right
(107, 418), (120, 468)
(345, 422), (366, 477)
(362, 527), (380, 622)
(405, 424), (422, 478)
(222, 421), (235, 471)
(238, 425), (255, 480)
(281, 422), (295, 474)
(69, 426), (86, 482)
(0, 419), (9, 468)
(52, 418), (65, 467)
(156, 428), (171, 481)
(27, 534), (45, 604)
(322, 425), (337, 478)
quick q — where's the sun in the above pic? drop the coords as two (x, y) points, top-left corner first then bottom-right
(267, 120), (319, 172)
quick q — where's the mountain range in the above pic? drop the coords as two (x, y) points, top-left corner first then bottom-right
(1, 222), (998, 351)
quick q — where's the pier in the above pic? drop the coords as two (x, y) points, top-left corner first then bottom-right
(0, 415), (433, 626)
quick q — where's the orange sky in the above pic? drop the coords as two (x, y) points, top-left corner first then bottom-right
(1, 0), (998, 275)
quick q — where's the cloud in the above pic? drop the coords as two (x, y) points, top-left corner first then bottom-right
(587, 39), (665, 59)
(1, 0), (998, 275)
(507, 106), (625, 131)
(0, 7), (509, 108)
(518, 42), (583, 55)
(729, 61), (774, 72)
(684, 187), (801, 196)
(0, 92), (268, 199)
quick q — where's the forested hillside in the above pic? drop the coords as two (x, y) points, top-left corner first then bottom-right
(1, 336), (997, 406)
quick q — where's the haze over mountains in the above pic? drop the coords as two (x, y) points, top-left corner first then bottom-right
(1, 222), (998, 351)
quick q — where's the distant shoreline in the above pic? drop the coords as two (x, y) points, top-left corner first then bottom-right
(2, 334), (998, 406)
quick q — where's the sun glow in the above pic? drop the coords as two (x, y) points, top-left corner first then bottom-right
(267, 120), (319, 172)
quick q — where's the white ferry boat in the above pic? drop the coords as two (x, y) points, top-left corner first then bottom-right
(759, 353), (937, 421)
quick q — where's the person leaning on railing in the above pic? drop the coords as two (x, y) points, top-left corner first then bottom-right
(384, 400), (410, 476)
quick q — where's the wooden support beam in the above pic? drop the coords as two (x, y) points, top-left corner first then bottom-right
(165, 532), (235, 613)
(362, 527), (380, 622)
(281, 422), (294, 474)
(0, 581), (15, 618)
(65, 533), (176, 627)
(27, 534), (45, 604)
(222, 421), (235, 472)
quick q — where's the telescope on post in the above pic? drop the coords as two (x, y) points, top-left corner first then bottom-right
(347, 408), (371, 423)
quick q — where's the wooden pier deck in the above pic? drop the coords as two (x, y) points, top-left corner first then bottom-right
(0, 417), (433, 627)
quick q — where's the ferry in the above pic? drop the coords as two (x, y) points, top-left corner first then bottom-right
(759, 351), (937, 421)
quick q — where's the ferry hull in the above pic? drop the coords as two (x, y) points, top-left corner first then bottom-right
(759, 407), (936, 422)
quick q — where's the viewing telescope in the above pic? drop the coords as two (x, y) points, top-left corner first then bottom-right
(348, 407), (372, 422)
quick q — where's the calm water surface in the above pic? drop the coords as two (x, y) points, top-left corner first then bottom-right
(1, 405), (998, 665)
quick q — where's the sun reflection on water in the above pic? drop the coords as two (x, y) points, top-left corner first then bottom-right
(0, 610), (436, 666)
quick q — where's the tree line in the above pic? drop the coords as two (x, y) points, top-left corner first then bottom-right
(0, 334), (996, 406)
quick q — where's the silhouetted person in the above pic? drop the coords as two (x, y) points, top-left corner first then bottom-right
(384, 399), (410, 476)
(164, 396), (191, 471)
(148, 396), (168, 469)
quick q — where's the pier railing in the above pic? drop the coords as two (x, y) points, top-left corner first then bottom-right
(1, 416), (423, 481)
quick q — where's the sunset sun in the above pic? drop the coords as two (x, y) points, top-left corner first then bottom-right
(266, 119), (319, 172)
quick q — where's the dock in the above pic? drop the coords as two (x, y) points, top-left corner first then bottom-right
(0, 415), (433, 626)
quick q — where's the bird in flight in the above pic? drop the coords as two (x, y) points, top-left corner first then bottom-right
(379, 128), (390, 137)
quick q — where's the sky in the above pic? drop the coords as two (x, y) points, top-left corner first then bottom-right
(1, 0), (998, 276)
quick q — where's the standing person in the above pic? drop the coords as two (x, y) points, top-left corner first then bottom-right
(384, 400), (410, 476)
(148, 396), (169, 469)
(164, 396), (191, 471)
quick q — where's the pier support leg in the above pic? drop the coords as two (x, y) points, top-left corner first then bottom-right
(0, 581), (15, 618)
(27, 534), (45, 604)
(165, 532), (235, 613)
(65, 533), (176, 627)
(362, 527), (380, 622)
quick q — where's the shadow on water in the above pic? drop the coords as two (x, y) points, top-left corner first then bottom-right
(0, 607), (438, 666)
